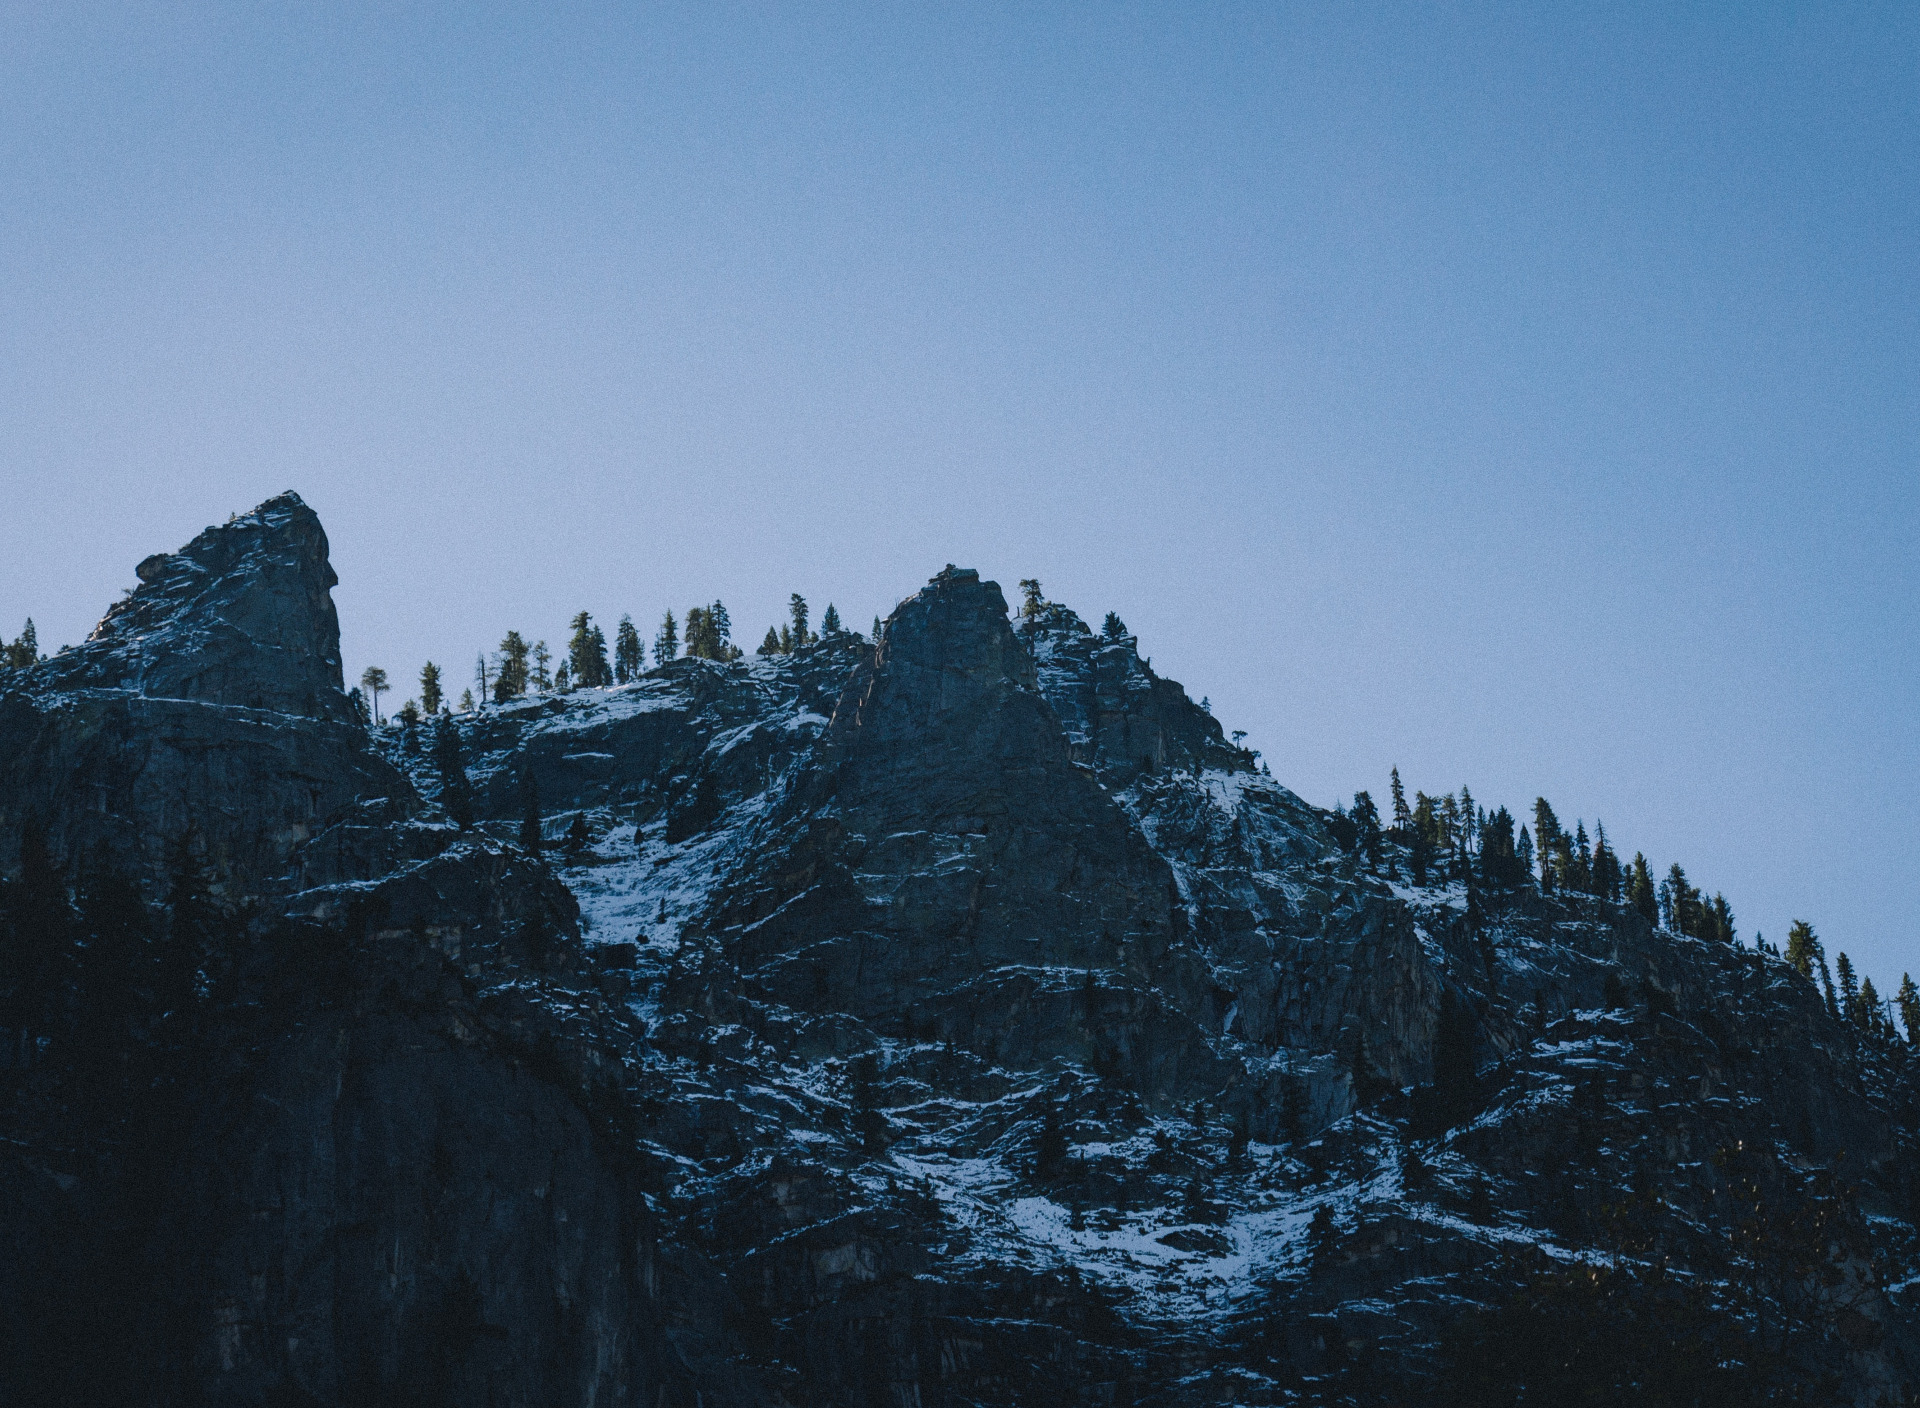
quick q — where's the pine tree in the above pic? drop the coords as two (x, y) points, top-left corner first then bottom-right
(788, 594), (810, 648)
(494, 631), (530, 701)
(1662, 863), (1701, 936)
(820, 603), (842, 636)
(2, 619), (39, 669)
(553, 660), (571, 691)
(1390, 768), (1410, 829)
(1591, 822), (1621, 901)
(758, 626), (780, 656)
(654, 610), (678, 665)
(459, 687), (474, 712)
(1567, 822), (1593, 894)
(474, 653), (490, 706)
(418, 661), (442, 715)
(1896, 974), (1919, 1045)
(1478, 807), (1522, 886)
(359, 666), (389, 723)
(1409, 792), (1431, 842)
(1351, 791), (1382, 865)
(1857, 975), (1881, 1035)
(1517, 826), (1534, 884)
(1785, 920), (1820, 980)
(710, 600), (733, 656)
(565, 814), (590, 857)
(1627, 854), (1658, 925)
(1818, 954), (1838, 1018)
(588, 623), (610, 685)
(568, 612), (597, 685)
(1706, 893), (1735, 944)
(1017, 579), (1043, 617)
(1533, 800), (1561, 892)
(397, 699), (421, 730)
(684, 605), (736, 661)
(871, 615), (883, 641)
(1548, 830), (1573, 894)
(1836, 953), (1859, 1026)
(1101, 611), (1127, 640)
(614, 615), (643, 683)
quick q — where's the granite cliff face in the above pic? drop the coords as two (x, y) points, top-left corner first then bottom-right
(0, 494), (405, 895)
(2, 497), (1916, 1405)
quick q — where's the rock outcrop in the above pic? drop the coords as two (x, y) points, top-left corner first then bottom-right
(1, 496), (1915, 1405)
(40, 492), (353, 720)
(0, 493), (409, 894)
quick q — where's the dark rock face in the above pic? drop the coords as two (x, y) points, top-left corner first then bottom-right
(40, 491), (351, 720)
(1018, 602), (1245, 784)
(2, 497), (1917, 1406)
(699, 567), (1211, 1097)
(0, 491), (408, 892)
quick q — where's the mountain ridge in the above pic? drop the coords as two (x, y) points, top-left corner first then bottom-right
(1, 494), (1914, 1405)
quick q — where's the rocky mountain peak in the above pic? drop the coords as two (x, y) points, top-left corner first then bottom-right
(1016, 598), (1247, 783)
(3, 496), (1915, 1406)
(859, 565), (1038, 731)
(36, 490), (349, 721)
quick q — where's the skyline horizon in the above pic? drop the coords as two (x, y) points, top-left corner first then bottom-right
(3, 5), (1913, 1015)
(8, 481), (1904, 1006)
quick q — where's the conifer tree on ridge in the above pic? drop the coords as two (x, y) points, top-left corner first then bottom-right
(494, 632), (530, 701)
(359, 666), (388, 724)
(614, 615), (643, 683)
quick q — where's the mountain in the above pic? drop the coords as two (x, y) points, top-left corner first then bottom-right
(1, 494), (1915, 1405)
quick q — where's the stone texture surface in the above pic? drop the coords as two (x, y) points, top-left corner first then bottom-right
(39, 491), (353, 720)
(2, 497), (1916, 1405)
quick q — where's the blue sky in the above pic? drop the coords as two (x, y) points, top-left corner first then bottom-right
(2, 4), (1914, 992)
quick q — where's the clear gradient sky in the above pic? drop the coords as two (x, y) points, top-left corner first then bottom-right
(2, 5), (1914, 992)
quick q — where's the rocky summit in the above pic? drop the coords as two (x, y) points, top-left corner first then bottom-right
(1, 495), (1916, 1405)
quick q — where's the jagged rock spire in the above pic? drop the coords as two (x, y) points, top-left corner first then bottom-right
(35, 491), (351, 720)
